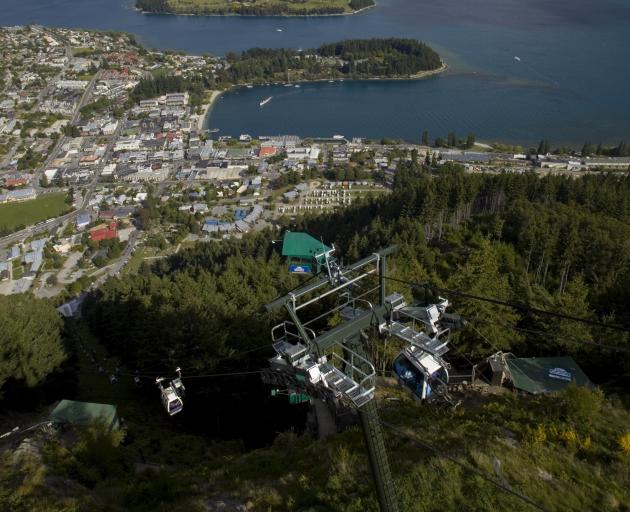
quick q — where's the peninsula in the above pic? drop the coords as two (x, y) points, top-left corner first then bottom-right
(136, 0), (374, 16)
(131, 38), (445, 109)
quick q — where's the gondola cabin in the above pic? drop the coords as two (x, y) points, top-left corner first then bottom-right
(393, 346), (449, 401)
(156, 377), (184, 416)
(281, 231), (335, 275)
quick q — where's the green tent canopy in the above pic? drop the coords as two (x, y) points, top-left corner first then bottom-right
(50, 400), (120, 430)
(506, 356), (593, 395)
(282, 232), (333, 274)
(282, 232), (331, 261)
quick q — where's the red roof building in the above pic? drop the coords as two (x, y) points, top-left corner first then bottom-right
(259, 146), (278, 158)
(89, 222), (118, 242)
(6, 178), (28, 187)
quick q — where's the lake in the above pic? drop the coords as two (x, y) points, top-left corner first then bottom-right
(5, 0), (630, 145)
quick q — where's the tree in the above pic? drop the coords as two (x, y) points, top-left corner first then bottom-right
(447, 132), (457, 147)
(421, 130), (429, 146)
(596, 142), (603, 155)
(0, 295), (66, 393)
(537, 139), (551, 155)
(447, 240), (523, 355)
(466, 133), (476, 149)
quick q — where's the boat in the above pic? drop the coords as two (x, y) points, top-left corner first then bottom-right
(294, 84), (301, 88)
(284, 83), (293, 87)
(514, 56), (521, 62)
(246, 85), (254, 89)
(259, 96), (272, 107)
(276, 28), (283, 32)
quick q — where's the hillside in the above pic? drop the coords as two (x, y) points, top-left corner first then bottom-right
(136, 0), (375, 16)
(2, 163), (630, 510)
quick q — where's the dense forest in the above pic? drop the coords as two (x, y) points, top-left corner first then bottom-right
(136, 0), (374, 16)
(131, 38), (442, 102)
(2, 166), (630, 510)
(82, 166), (630, 383)
(317, 39), (441, 75)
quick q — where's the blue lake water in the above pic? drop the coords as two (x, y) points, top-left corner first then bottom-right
(5, 0), (630, 144)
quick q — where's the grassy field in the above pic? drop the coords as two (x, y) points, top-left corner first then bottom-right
(0, 193), (70, 234)
(166, 0), (358, 15)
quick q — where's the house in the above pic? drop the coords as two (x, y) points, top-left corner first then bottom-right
(57, 295), (85, 318)
(6, 176), (29, 187)
(192, 203), (209, 214)
(76, 212), (91, 230)
(53, 241), (73, 254)
(165, 93), (188, 106)
(89, 222), (118, 242)
(49, 400), (120, 431)
(30, 239), (47, 252)
(7, 246), (20, 261)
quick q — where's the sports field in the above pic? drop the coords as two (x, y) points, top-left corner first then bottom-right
(0, 193), (70, 234)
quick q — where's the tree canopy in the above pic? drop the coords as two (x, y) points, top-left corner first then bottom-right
(0, 295), (66, 393)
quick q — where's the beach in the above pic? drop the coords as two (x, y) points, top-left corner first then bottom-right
(197, 90), (222, 131)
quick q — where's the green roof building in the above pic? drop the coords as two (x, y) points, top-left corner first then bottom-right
(282, 231), (333, 274)
(50, 400), (120, 431)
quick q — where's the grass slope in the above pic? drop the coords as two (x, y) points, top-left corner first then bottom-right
(2, 372), (628, 511)
(0, 193), (70, 234)
(143, 0), (367, 16)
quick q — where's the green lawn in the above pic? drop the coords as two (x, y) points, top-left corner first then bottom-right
(0, 193), (71, 234)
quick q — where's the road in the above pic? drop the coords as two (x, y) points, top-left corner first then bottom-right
(34, 72), (99, 192)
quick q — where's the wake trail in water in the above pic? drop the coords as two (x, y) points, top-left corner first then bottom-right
(513, 55), (560, 88)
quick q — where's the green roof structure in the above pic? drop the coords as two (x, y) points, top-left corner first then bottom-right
(50, 400), (120, 430)
(281, 232), (331, 261)
(506, 356), (593, 395)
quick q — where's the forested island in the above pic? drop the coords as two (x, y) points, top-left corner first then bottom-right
(136, 0), (375, 16)
(131, 38), (444, 105)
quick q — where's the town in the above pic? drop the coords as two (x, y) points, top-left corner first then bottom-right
(1, 25), (629, 301)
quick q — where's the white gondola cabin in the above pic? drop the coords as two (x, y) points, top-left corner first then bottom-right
(156, 377), (184, 416)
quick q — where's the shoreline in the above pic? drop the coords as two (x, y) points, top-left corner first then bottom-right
(136, 4), (375, 18)
(197, 90), (223, 131)
(201, 62), (448, 129)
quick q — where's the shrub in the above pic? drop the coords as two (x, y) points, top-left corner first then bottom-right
(560, 383), (603, 424)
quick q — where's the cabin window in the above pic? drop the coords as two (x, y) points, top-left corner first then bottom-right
(393, 354), (425, 398)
